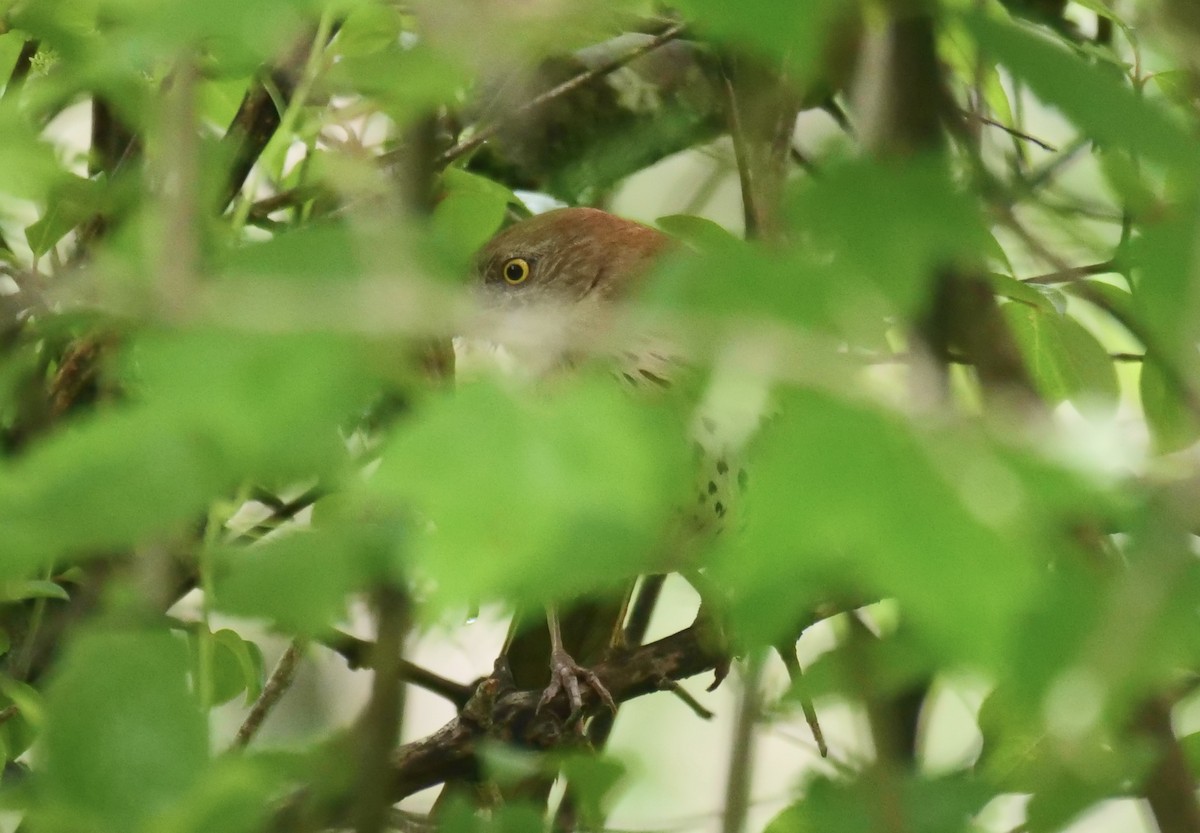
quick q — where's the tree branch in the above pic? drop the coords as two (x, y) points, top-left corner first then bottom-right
(218, 24), (338, 213)
(426, 22), (688, 171)
(271, 622), (724, 830)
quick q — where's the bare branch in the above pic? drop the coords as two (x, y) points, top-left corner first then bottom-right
(426, 22), (687, 170)
(232, 639), (306, 750)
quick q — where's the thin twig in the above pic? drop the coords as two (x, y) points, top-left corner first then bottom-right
(3, 40), (38, 100)
(247, 185), (323, 219)
(972, 111), (1058, 152)
(721, 655), (763, 833)
(354, 584), (411, 833)
(657, 678), (715, 720)
(1022, 259), (1117, 284)
(0, 705), (19, 726)
(426, 22), (687, 170)
(322, 631), (473, 707)
(232, 639), (306, 749)
(159, 56), (200, 319)
(230, 11), (335, 233)
(720, 69), (762, 240)
(776, 642), (828, 758)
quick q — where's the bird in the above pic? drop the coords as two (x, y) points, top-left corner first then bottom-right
(468, 206), (747, 718)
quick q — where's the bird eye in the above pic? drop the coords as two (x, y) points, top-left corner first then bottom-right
(502, 257), (531, 285)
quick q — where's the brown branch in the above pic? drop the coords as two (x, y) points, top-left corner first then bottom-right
(232, 639), (306, 749)
(354, 584), (411, 833)
(721, 657), (763, 833)
(3, 40), (38, 100)
(271, 622), (724, 829)
(1022, 260), (1117, 285)
(322, 630), (473, 707)
(776, 641), (828, 758)
(247, 185), (323, 219)
(1135, 696), (1200, 833)
(218, 26), (334, 213)
(426, 22), (687, 170)
(971, 111), (1058, 152)
(722, 70), (763, 240)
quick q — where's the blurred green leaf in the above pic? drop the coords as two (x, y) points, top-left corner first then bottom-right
(37, 628), (209, 833)
(213, 518), (403, 635)
(0, 678), (41, 763)
(1130, 202), (1200, 365)
(714, 388), (1050, 659)
(790, 157), (993, 317)
(431, 169), (514, 272)
(368, 377), (688, 610)
(25, 176), (104, 258)
(0, 330), (375, 575)
(0, 580), (69, 602)
(221, 222), (363, 281)
(1140, 353), (1200, 453)
(559, 754), (625, 830)
(654, 214), (740, 250)
(1002, 303), (1120, 410)
(765, 773), (991, 833)
(186, 627), (265, 707)
(671, 0), (850, 77)
(1149, 70), (1200, 109)
(335, 3), (406, 58)
(966, 12), (1198, 172)
(329, 42), (468, 120)
(990, 274), (1056, 311)
(0, 103), (66, 203)
(152, 755), (294, 833)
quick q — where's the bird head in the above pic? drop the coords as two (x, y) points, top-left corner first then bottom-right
(465, 207), (671, 377)
(474, 207), (669, 308)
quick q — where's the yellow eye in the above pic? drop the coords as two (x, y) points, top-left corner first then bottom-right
(502, 257), (531, 285)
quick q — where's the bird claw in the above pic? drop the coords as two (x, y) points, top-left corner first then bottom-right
(538, 648), (616, 719)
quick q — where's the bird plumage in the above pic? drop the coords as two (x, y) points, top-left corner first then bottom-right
(468, 206), (748, 702)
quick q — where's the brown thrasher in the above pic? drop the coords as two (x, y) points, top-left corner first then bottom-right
(471, 207), (742, 715)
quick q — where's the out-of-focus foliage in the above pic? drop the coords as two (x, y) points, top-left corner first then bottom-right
(0, 1), (1199, 833)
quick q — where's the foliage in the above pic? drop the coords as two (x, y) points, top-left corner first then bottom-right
(0, 1), (1199, 833)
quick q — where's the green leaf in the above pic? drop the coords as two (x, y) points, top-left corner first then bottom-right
(0, 330), (375, 575)
(0, 580), (70, 602)
(37, 629), (209, 833)
(25, 176), (103, 257)
(713, 389), (1047, 660)
(788, 157), (993, 317)
(1130, 202), (1200, 364)
(765, 773), (992, 833)
(0, 103), (66, 202)
(0, 678), (41, 763)
(1149, 70), (1200, 109)
(1002, 303), (1120, 410)
(221, 222), (363, 282)
(368, 378), (688, 610)
(559, 754), (625, 830)
(335, 3), (406, 58)
(654, 214), (740, 250)
(1140, 354), (1200, 453)
(212, 520), (400, 635)
(151, 755), (295, 833)
(990, 273), (1056, 311)
(672, 0), (851, 75)
(187, 627), (266, 707)
(329, 43), (469, 120)
(431, 169), (513, 272)
(965, 12), (1198, 172)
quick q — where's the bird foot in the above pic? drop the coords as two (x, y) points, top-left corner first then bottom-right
(692, 603), (733, 692)
(538, 648), (616, 719)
